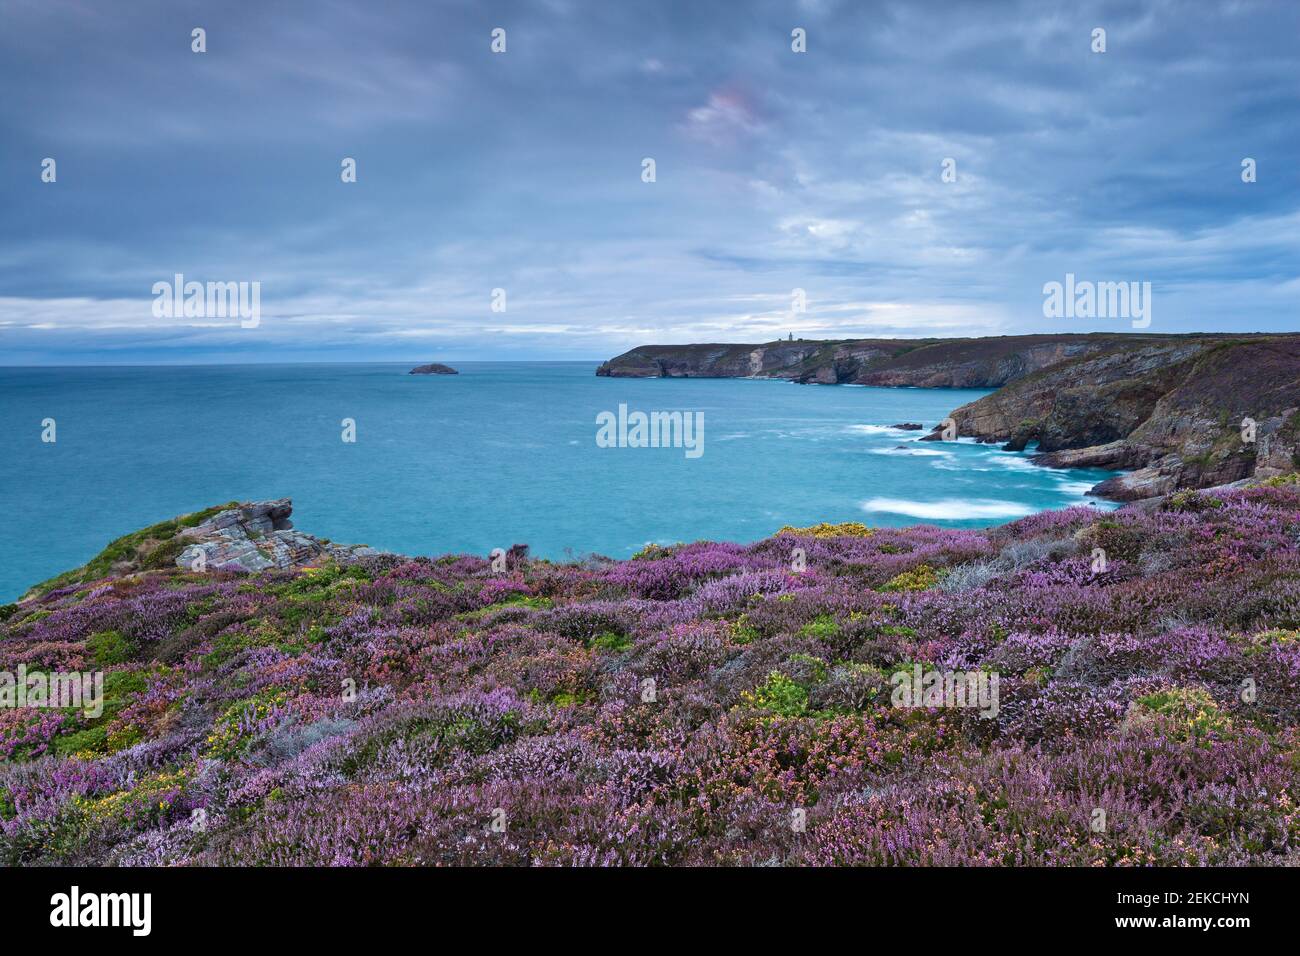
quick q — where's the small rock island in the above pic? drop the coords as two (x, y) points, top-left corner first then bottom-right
(408, 363), (458, 375)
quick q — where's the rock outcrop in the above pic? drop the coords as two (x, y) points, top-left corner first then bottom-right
(175, 499), (382, 573)
(409, 363), (458, 375)
(937, 337), (1300, 499)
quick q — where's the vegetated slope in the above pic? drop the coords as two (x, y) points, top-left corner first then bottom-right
(3, 486), (1300, 866)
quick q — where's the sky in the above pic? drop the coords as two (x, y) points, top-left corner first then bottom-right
(0, 0), (1297, 364)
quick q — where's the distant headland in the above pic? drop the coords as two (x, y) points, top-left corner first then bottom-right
(598, 333), (1300, 501)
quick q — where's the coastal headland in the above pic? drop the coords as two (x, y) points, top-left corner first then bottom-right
(599, 333), (1300, 500)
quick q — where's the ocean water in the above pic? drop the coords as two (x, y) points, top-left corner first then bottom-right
(0, 362), (1120, 601)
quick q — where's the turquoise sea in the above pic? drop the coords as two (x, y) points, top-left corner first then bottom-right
(0, 362), (1120, 601)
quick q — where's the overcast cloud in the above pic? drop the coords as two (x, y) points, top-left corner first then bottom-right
(0, 0), (1297, 363)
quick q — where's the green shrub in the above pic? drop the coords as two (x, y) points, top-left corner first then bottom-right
(590, 631), (632, 652)
(1166, 489), (1224, 512)
(141, 535), (189, 570)
(205, 689), (287, 759)
(881, 564), (938, 592)
(1079, 520), (1143, 561)
(788, 652), (829, 683)
(1132, 686), (1232, 743)
(87, 629), (135, 666)
(1243, 628), (1299, 656)
(456, 595), (553, 621)
(730, 616), (759, 644)
(798, 614), (839, 640)
(741, 671), (809, 717)
(776, 522), (874, 538)
(50, 670), (151, 758)
(631, 543), (673, 560)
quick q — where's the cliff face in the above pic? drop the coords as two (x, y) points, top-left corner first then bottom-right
(598, 333), (1300, 499)
(784, 336), (1119, 387)
(598, 334), (1192, 388)
(944, 338), (1300, 499)
(944, 341), (1212, 450)
(594, 341), (827, 378)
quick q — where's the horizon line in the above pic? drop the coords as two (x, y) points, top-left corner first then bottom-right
(0, 358), (611, 369)
(5, 330), (1297, 369)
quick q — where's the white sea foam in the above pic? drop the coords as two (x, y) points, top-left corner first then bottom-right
(986, 455), (1040, 472)
(869, 446), (951, 457)
(1057, 480), (1098, 496)
(931, 459), (989, 471)
(847, 424), (907, 436)
(862, 497), (1037, 520)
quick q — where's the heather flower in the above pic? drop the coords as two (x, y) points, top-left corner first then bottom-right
(6, 485), (1300, 865)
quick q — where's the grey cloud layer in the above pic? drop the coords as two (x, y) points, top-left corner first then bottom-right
(0, 0), (1296, 363)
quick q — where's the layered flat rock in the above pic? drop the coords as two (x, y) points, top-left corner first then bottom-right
(175, 499), (381, 573)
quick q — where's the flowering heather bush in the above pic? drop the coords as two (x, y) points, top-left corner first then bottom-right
(777, 521), (876, 538)
(4, 484), (1300, 866)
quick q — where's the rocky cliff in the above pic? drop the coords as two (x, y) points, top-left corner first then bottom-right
(944, 337), (1300, 499)
(599, 333), (1300, 499)
(596, 333), (1194, 387)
